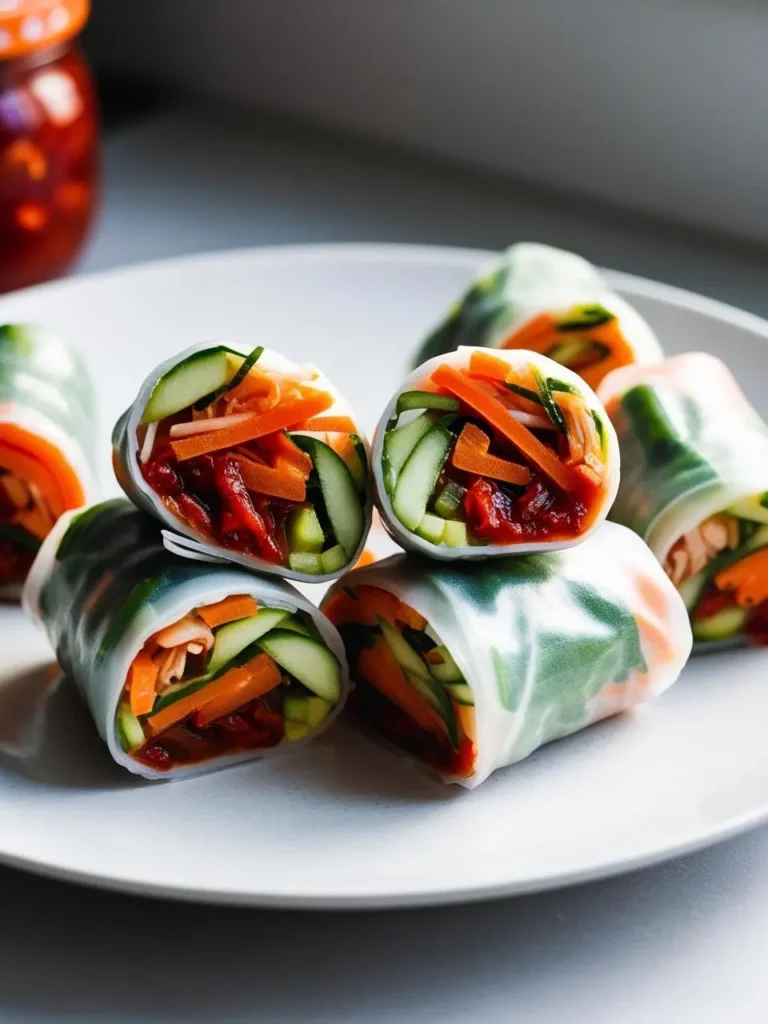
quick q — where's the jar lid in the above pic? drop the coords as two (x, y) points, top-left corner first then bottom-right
(0, 0), (89, 60)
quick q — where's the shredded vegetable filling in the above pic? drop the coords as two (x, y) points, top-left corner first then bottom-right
(116, 593), (342, 771)
(136, 346), (367, 576)
(325, 585), (476, 778)
(382, 351), (608, 548)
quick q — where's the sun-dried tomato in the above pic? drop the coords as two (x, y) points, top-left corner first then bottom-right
(213, 454), (282, 562)
(142, 456), (182, 497)
(464, 475), (587, 543)
(176, 492), (214, 537)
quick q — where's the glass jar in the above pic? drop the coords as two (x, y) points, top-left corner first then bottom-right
(0, 0), (97, 293)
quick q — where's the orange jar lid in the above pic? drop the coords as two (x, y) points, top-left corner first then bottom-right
(0, 0), (89, 60)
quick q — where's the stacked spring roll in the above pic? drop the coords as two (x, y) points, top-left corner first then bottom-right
(23, 499), (348, 779)
(0, 323), (94, 594)
(415, 243), (662, 389)
(599, 352), (768, 648)
(372, 346), (619, 557)
(113, 343), (371, 583)
(323, 522), (691, 788)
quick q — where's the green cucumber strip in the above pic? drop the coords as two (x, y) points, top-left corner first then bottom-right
(149, 675), (211, 716)
(503, 381), (542, 405)
(283, 694), (310, 723)
(728, 495), (768, 526)
(382, 412), (436, 495)
(548, 379), (579, 395)
(427, 645), (464, 684)
(415, 513), (445, 545)
(444, 681), (475, 706)
(346, 434), (369, 494)
(531, 366), (567, 433)
(678, 571), (708, 614)
(288, 552), (323, 575)
(320, 543), (348, 574)
(141, 347), (234, 424)
(117, 704), (145, 751)
(279, 616), (313, 637)
(433, 480), (466, 519)
(286, 506), (325, 553)
(306, 696), (332, 727)
(193, 345), (264, 410)
(546, 339), (609, 369)
(291, 435), (363, 559)
(284, 720), (314, 741)
(402, 670), (459, 749)
(396, 390), (460, 416)
(0, 523), (42, 553)
(208, 607), (292, 675)
(377, 614), (432, 684)
(761, 493), (768, 510)
(257, 629), (342, 703)
(392, 421), (454, 532)
(692, 606), (748, 642)
(443, 521), (468, 547)
(555, 304), (615, 330)
(591, 410), (606, 451)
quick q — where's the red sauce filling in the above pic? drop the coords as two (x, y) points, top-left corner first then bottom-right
(463, 474), (589, 544)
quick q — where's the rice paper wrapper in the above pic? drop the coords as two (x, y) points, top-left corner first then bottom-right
(598, 352), (768, 563)
(414, 242), (662, 372)
(112, 343), (373, 584)
(23, 499), (349, 781)
(326, 522), (691, 788)
(372, 346), (620, 558)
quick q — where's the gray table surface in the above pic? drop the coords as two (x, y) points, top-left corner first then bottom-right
(3, 103), (768, 1024)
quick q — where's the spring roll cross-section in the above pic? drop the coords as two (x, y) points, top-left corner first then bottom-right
(323, 523), (691, 788)
(112, 343), (372, 583)
(599, 352), (768, 649)
(23, 499), (349, 780)
(372, 346), (619, 558)
(0, 323), (95, 594)
(415, 243), (662, 390)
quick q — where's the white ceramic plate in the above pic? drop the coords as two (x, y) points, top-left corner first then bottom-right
(1, 243), (768, 910)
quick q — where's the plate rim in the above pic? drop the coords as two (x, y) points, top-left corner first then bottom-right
(2, 241), (768, 910)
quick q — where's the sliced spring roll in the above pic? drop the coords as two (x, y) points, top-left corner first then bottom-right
(599, 352), (768, 649)
(415, 243), (662, 389)
(23, 499), (348, 780)
(373, 346), (619, 558)
(0, 323), (94, 595)
(323, 522), (691, 788)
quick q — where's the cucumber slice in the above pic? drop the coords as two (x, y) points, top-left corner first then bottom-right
(392, 422), (454, 532)
(117, 703), (145, 751)
(320, 544), (348, 574)
(444, 682), (475, 706)
(377, 614), (431, 683)
(288, 552), (324, 575)
(382, 412), (435, 494)
(257, 630), (342, 703)
(141, 347), (234, 424)
(346, 435), (369, 494)
(443, 521), (468, 548)
(427, 644), (463, 683)
(193, 345), (263, 410)
(556, 304), (615, 330)
(284, 720), (314, 741)
(279, 616), (313, 636)
(546, 339), (609, 369)
(728, 494), (768, 526)
(208, 607), (292, 675)
(531, 366), (567, 433)
(283, 694), (309, 722)
(396, 390), (460, 416)
(415, 513), (445, 545)
(307, 696), (332, 727)
(402, 670), (459, 748)
(433, 480), (466, 519)
(291, 436), (363, 559)
(286, 507), (325, 554)
(693, 606), (749, 642)
(678, 571), (707, 613)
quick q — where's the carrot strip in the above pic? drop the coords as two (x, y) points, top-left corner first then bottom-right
(146, 657), (280, 736)
(233, 454), (307, 501)
(357, 585), (401, 626)
(0, 423), (85, 516)
(499, 312), (555, 350)
(396, 602), (427, 631)
(171, 390), (333, 462)
(323, 588), (361, 625)
(255, 431), (313, 475)
(468, 350), (512, 381)
(192, 655), (283, 727)
(431, 363), (578, 491)
(297, 416), (356, 433)
(358, 638), (449, 739)
(715, 548), (768, 608)
(128, 651), (160, 717)
(452, 422), (531, 485)
(198, 594), (258, 629)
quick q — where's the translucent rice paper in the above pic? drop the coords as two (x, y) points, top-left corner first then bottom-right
(413, 242), (663, 370)
(372, 346), (620, 558)
(23, 499), (349, 781)
(324, 522), (691, 788)
(598, 352), (768, 564)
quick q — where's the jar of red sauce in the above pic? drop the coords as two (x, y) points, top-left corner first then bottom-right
(0, 0), (97, 293)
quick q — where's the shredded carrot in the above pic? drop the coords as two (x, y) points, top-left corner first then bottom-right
(357, 584), (401, 626)
(354, 547), (377, 568)
(297, 416), (356, 433)
(234, 453), (307, 501)
(396, 601), (427, 630)
(452, 422), (531, 485)
(0, 424), (85, 517)
(358, 638), (449, 738)
(192, 654), (283, 727)
(715, 548), (768, 608)
(467, 350), (512, 381)
(145, 656), (281, 736)
(485, 378), (544, 417)
(256, 431), (313, 475)
(198, 594), (258, 629)
(431, 363), (578, 492)
(499, 312), (555, 350)
(171, 390), (333, 461)
(128, 651), (160, 718)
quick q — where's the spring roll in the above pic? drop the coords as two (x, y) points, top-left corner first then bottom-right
(23, 499), (348, 780)
(0, 323), (94, 595)
(323, 522), (691, 788)
(415, 242), (662, 389)
(112, 343), (372, 583)
(599, 352), (768, 648)
(372, 346), (619, 558)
